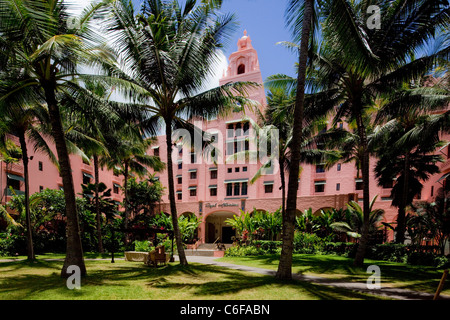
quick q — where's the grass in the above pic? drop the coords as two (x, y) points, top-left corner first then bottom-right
(218, 254), (450, 296)
(0, 255), (388, 300)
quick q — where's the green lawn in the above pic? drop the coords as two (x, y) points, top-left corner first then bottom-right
(218, 254), (450, 296)
(0, 256), (387, 300)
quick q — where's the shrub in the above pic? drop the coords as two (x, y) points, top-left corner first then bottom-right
(323, 242), (357, 257)
(293, 232), (325, 254)
(367, 243), (408, 263)
(134, 240), (152, 252)
(224, 245), (265, 257)
(253, 240), (282, 254)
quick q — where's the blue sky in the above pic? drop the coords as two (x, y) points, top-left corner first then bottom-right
(131, 0), (299, 82)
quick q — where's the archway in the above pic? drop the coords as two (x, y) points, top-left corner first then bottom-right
(313, 207), (334, 216)
(205, 211), (236, 243)
(237, 64), (245, 75)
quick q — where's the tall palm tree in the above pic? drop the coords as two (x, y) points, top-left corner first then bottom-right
(0, 0), (119, 277)
(373, 78), (450, 243)
(304, 0), (449, 266)
(102, 131), (165, 241)
(0, 101), (56, 261)
(106, 0), (257, 265)
(276, 0), (317, 279)
(67, 80), (145, 253)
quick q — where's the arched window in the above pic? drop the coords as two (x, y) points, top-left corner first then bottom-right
(237, 64), (245, 74)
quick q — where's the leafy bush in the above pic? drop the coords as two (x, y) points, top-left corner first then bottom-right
(293, 231), (325, 254)
(323, 242), (358, 257)
(224, 245), (265, 257)
(366, 243), (408, 263)
(134, 240), (152, 252)
(254, 240), (282, 254)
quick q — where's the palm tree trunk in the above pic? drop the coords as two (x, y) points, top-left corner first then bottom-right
(165, 122), (188, 266)
(44, 85), (86, 278)
(18, 130), (35, 261)
(276, 0), (313, 280)
(123, 161), (129, 245)
(93, 154), (103, 253)
(280, 156), (286, 217)
(396, 154), (409, 244)
(353, 108), (370, 267)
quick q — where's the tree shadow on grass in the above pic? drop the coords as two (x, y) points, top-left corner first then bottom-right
(0, 259), (389, 300)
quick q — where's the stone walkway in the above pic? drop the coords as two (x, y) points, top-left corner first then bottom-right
(178, 255), (450, 301)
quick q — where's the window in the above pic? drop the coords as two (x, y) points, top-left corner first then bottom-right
(234, 183), (240, 196)
(237, 64), (245, 74)
(431, 186), (434, 197)
(210, 170), (217, 179)
(243, 122), (250, 135)
(241, 182), (248, 196)
(190, 171), (197, 179)
(227, 124), (234, 138)
(6, 175), (21, 192)
(153, 147), (160, 157)
(337, 163), (341, 171)
(177, 176), (182, 184)
(316, 164), (325, 173)
(113, 184), (120, 194)
(227, 142), (234, 155)
(227, 168), (232, 173)
(38, 161), (43, 171)
(336, 183), (340, 191)
(178, 162), (182, 170)
(190, 188), (197, 197)
(264, 184), (273, 194)
(82, 172), (92, 185)
(235, 167), (240, 173)
(245, 140), (249, 151)
(355, 180), (364, 190)
(39, 186), (44, 193)
(226, 183), (233, 197)
(177, 192), (182, 200)
(190, 153), (196, 164)
(243, 167), (248, 172)
(314, 181), (326, 193)
(235, 123), (242, 136)
(210, 187), (217, 196)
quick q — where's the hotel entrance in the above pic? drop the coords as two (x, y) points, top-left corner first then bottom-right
(205, 211), (236, 243)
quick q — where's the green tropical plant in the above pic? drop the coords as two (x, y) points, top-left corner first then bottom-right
(331, 196), (385, 241)
(301, 0), (449, 267)
(373, 76), (450, 243)
(106, 0), (258, 265)
(0, 0), (121, 277)
(102, 133), (164, 240)
(276, 0), (317, 280)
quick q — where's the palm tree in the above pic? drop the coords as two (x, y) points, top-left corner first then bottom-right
(106, 0), (257, 265)
(273, 0), (317, 279)
(373, 78), (450, 243)
(0, 0), (119, 277)
(304, 0), (449, 266)
(102, 132), (165, 242)
(331, 195), (385, 241)
(0, 101), (57, 261)
(67, 80), (145, 253)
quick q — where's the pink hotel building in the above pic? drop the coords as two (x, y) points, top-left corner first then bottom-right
(2, 31), (449, 244)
